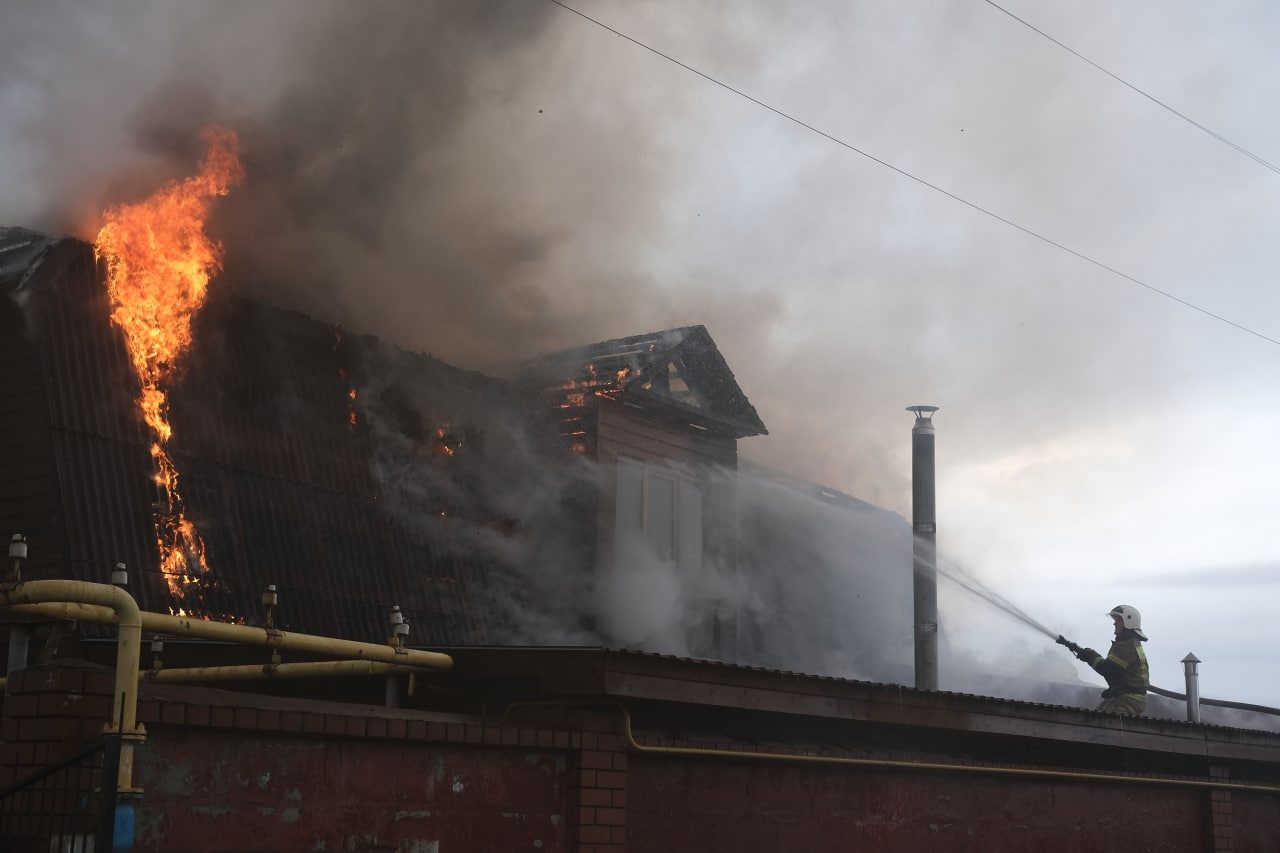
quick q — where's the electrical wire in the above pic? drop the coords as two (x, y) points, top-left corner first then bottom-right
(547, 0), (1280, 349)
(982, 0), (1280, 177)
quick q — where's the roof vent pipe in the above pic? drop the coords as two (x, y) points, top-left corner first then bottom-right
(907, 406), (940, 691)
(1183, 653), (1202, 723)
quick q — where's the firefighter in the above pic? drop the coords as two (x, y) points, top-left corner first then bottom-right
(1057, 605), (1149, 715)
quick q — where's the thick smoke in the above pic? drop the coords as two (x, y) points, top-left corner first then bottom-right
(5, 3), (1278, 712)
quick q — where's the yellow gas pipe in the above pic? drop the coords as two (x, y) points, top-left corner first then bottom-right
(504, 700), (1280, 796)
(2, 601), (453, 670)
(142, 660), (419, 683)
(0, 580), (144, 793)
(1, 584), (455, 793)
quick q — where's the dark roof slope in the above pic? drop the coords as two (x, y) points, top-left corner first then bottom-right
(1, 235), (591, 644)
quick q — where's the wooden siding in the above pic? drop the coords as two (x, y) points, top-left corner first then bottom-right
(593, 397), (741, 658)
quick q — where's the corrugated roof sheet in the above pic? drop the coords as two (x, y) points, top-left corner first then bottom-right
(3, 238), (582, 644)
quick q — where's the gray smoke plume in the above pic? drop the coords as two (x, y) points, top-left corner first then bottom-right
(5, 2), (1278, 713)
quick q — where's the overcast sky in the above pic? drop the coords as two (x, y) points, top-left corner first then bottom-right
(2, 0), (1278, 707)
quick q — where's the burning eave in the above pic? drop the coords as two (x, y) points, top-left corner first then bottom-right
(518, 324), (768, 455)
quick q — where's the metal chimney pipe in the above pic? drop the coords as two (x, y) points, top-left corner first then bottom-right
(1182, 652), (1201, 723)
(907, 405), (940, 691)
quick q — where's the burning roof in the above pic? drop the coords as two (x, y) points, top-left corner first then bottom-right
(0, 229), (582, 644)
(515, 325), (767, 455)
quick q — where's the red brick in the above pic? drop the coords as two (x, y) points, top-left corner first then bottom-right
(580, 712), (616, 733)
(577, 826), (611, 844)
(323, 715), (346, 736)
(611, 753), (628, 771)
(536, 729), (553, 748)
(446, 723), (465, 742)
(83, 672), (115, 696)
(610, 827), (626, 844)
(21, 669), (84, 693)
(554, 731), (570, 749)
(501, 727), (519, 746)
(301, 713), (324, 734)
(367, 717), (388, 739)
(137, 701), (160, 725)
(572, 768), (596, 788)
(211, 707), (235, 729)
(426, 722), (446, 741)
(160, 703), (186, 726)
(518, 728), (536, 747)
(5, 694), (38, 717)
(464, 724), (483, 744)
(577, 788), (612, 807)
(18, 717), (79, 742)
(258, 710), (280, 731)
(570, 732), (582, 749)
(408, 720), (427, 740)
(597, 734), (623, 751)
(595, 770), (626, 789)
(483, 725), (502, 745)
(577, 806), (596, 825)
(76, 694), (112, 723)
(598, 844), (625, 852)
(187, 704), (211, 727)
(611, 789), (627, 808)
(596, 807), (624, 826)
(37, 693), (71, 715)
(2, 718), (19, 741)
(345, 716), (367, 737)
(580, 732), (598, 750)
(580, 750), (613, 770)
(233, 707), (258, 730)
(387, 719), (407, 739)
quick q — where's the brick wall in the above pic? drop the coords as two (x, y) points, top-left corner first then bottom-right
(4, 664), (1279, 852)
(0, 666), (116, 787)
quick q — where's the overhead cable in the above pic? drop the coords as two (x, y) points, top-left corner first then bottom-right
(548, 0), (1280, 348)
(983, 0), (1280, 177)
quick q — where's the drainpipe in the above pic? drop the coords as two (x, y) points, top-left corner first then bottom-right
(0, 579), (144, 793)
(907, 405), (939, 691)
(1183, 653), (1201, 723)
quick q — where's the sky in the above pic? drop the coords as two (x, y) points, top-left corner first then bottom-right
(2, 0), (1278, 707)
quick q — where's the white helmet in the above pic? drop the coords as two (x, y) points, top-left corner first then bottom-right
(1108, 604), (1147, 640)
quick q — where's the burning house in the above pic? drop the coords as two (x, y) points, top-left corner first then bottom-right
(1, 137), (1278, 853)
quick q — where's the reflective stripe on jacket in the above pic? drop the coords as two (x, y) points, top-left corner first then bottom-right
(1085, 634), (1148, 694)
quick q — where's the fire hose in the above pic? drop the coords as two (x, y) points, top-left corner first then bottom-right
(1056, 635), (1280, 717)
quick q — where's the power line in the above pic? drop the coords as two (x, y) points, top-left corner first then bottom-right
(547, 0), (1280, 349)
(983, 0), (1280, 177)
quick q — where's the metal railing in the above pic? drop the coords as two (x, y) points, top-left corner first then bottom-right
(0, 734), (120, 852)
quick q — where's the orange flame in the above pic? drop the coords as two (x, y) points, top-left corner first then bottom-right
(94, 126), (244, 596)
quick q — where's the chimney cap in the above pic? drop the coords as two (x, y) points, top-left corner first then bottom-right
(906, 405), (940, 416)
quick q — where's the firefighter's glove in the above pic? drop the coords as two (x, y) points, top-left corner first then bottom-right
(1076, 647), (1098, 663)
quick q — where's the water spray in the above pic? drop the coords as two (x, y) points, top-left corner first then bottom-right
(931, 552), (1057, 640)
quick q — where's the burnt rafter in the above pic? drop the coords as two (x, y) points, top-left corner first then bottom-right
(515, 325), (768, 450)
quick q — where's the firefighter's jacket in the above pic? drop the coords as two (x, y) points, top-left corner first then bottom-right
(1084, 631), (1149, 697)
